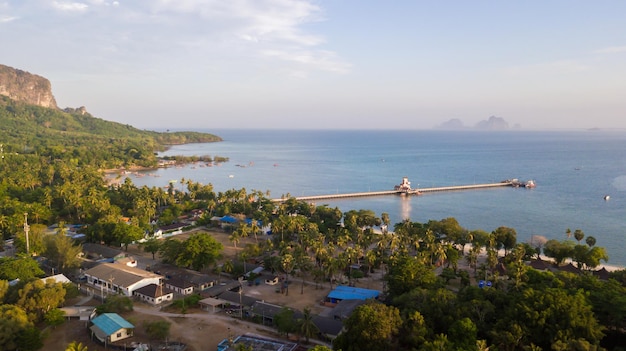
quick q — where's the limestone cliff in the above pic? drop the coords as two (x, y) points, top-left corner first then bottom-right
(0, 64), (58, 108)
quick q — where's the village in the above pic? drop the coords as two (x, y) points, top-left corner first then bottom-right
(40, 216), (388, 351)
(34, 207), (617, 351)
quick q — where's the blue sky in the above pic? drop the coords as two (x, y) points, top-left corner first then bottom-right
(2, 1), (626, 130)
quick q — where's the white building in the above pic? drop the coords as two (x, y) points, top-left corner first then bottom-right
(83, 262), (163, 297)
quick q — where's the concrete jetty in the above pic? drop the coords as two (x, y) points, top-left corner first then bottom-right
(271, 178), (528, 203)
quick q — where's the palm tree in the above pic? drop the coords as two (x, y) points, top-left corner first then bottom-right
(223, 259), (235, 276)
(66, 341), (88, 351)
(574, 229), (585, 243)
(281, 252), (295, 296)
(298, 307), (319, 343)
(586, 235), (596, 247)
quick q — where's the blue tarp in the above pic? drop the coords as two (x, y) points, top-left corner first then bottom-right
(220, 215), (238, 223)
(327, 285), (380, 303)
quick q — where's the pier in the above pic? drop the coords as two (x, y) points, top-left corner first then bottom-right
(271, 178), (532, 203)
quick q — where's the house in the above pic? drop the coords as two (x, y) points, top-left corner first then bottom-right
(249, 301), (302, 326)
(218, 290), (260, 309)
(184, 271), (215, 291)
(199, 297), (225, 313)
(202, 280), (241, 297)
(60, 306), (96, 321)
(83, 262), (163, 297)
(89, 313), (134, 344)
(82, 243), (126, 262)
(165, 277), (195, 295)
(330, 299), (366, 320)
(158, 222), (187, 236)
(313, 315), (344, 341)
(133, 284), (174, 305)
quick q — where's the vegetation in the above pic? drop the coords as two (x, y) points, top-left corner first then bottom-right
(143, 320), (171, 342)
(0, 97), (625, 350)
(0, 95), (221, 169)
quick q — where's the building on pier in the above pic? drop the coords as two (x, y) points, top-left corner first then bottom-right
(394, 176), (412, 193)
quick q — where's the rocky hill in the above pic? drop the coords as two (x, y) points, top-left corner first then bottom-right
(0, 64), (58, 108)
(0, 63), (221, 169)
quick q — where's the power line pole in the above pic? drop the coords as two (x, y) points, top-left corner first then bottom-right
(24, 213), (30, 255)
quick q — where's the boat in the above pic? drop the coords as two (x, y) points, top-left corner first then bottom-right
(604, 195), (610, 201)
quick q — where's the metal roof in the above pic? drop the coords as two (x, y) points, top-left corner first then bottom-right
(327, 285), (380, 301)
(84, 262), (162, 288)
(91, 313), (134, 336)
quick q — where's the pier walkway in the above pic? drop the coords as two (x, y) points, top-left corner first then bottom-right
(272, 180), (514, 202)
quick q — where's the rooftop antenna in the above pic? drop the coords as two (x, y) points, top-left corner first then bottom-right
(24, 213), (30, 255)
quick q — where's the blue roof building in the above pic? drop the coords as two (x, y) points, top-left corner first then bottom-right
(325, 285), (380, 305)
(90, 313), (134, 344)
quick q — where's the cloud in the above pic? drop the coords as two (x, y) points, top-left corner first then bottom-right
(52, 1), (89, 13)
(595, 46), (626, 54)
(146, 0), (347, 74)
(0, 15), (18, 23)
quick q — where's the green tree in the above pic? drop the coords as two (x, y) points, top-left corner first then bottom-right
(113, 223), (144, 250)
(142, 237), (162, 260)
(0, 304), (32, 351)
(15, 326), (43, 351)
(65, 341), (88, 351)
(0, 279), (8, 302)
(492, 226), (517, 255)
(158, 238), (184, 265)
(43, 233), (82, 273)
(44, 308), (66, 328)
(385, 254), (437, 297)
(585, 236), (596, 247)
(573, 229), (585, 243)
(16, 279), (66, 322)
(274, 307), (296, 336)
(281, 252), (295, 296)
(333, 301), (402, 351)
(309, 346), (333, 351)
(297, 307), (319, 343)
(398, 310), (429, 349)
(0, 256), (45, 281)
(448, 317), (478, 351)
(583, 246), (609, 269)
(514, 287), (604, 349)
(176, 232), (223, 271)
(543, 239), (575, 265)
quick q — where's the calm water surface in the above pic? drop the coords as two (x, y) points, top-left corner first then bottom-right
(125, 130), (626, 266)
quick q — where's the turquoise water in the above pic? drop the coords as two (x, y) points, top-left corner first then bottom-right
(127, 130), (626, 266)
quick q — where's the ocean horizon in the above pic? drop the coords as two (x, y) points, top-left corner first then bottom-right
(122, 129), (626, 267)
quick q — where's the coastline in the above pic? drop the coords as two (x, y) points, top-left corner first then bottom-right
(469, 246), (623, 273)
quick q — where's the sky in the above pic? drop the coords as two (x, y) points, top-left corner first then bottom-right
(2, 1), (626, 130)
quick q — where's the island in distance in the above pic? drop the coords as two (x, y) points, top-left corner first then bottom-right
(437, 115), (521, 130)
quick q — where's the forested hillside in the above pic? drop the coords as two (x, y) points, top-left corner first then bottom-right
(0, 95), (221, 168)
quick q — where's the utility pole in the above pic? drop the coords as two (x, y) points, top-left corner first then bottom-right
(24, 213), (30, 255)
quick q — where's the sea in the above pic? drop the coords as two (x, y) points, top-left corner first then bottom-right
(122, 129), (626, 267)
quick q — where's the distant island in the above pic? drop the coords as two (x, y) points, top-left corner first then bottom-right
(437, 116), (521, 130)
